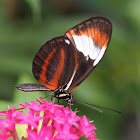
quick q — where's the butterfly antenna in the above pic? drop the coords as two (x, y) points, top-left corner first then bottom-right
(76, 101), (121, 114)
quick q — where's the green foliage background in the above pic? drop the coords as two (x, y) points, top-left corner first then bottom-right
(0, 0), (140, 139)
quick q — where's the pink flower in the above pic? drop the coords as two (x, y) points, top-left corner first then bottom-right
(0, 98), (99, 140)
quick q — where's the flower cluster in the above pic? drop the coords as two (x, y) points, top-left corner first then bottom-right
(0, 98), (99, 140)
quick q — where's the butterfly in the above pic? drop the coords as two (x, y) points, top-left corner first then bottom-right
(16, 17), (112, 105)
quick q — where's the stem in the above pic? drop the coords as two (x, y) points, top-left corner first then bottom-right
(10, 126), (19, 140)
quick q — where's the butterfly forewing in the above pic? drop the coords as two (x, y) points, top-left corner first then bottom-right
(32, 36), (77, 91)
(65, 17), (112, 91)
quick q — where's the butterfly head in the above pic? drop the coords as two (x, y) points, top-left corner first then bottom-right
(68, 98), (75, 105)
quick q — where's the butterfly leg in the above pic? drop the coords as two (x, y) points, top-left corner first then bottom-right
(69, 103), (72, 111)
(51, 95), (54, 101)
(57, 99), (60, 105)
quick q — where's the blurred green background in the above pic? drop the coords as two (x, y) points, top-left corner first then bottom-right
(0, 0), (140, 139)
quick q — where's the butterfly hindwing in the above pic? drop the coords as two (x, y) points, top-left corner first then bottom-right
(32, 36), (77, 91)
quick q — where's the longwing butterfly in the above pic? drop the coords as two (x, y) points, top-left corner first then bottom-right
(16, 17), (112, 105)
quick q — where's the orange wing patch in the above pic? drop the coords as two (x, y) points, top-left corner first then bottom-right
(39, 48), (56, 90)
(66, 28), (109, 48)
(40, 48), (56, 82)
(47, 48), (65, 90)
(39, 48), (65, 90)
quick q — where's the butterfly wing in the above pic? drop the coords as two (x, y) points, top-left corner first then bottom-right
(32, 36), (77, 91)
(65, 17), (112, 92)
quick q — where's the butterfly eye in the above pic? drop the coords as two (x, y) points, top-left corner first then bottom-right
(68, 98), (75, 105)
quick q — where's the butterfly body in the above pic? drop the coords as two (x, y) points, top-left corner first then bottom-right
(16, 17), (112, 105)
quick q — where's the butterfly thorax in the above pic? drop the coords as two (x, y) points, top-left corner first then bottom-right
(54, 88), (71, 100)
